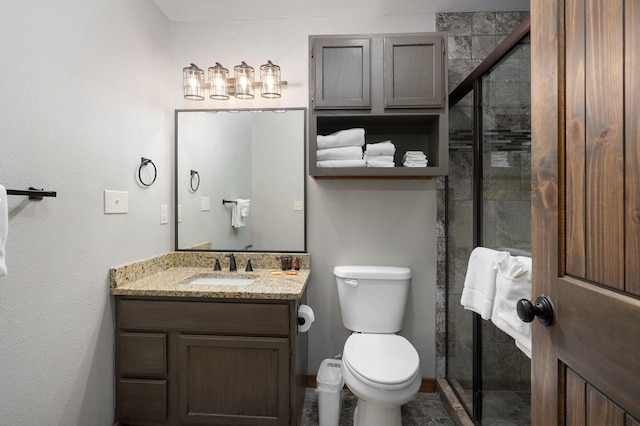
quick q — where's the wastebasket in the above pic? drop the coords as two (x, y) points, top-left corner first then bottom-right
(316, 358), (343, 426)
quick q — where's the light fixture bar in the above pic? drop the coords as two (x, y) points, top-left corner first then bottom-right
(183, 61), (287, 101)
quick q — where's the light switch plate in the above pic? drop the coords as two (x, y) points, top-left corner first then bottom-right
(177, 205), (182, 223)
(293, 201), (304, 211)
(104, 190), (128, 214)
(201, 197), (210, 211)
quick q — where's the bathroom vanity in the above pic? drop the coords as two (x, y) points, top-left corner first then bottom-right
(110, 253), (310, 426)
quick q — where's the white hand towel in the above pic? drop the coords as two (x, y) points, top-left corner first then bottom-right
(491, 255), (533, 357)
(364, 141), (396, 156)
(317, 159), (367, 168)
(232, 199), (250, 228)
(316, 146), (363, 161)
(460, 247), (508, 320)
(317, 128), (365, 149)
(0, 185), (7, 276)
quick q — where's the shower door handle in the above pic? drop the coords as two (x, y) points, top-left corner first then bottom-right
(517, 296), (554, 326)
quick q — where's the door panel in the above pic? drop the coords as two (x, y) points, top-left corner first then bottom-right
(531, 0), (640, 425)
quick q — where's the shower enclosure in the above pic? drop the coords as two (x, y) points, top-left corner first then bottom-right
(446, 18), (531, 425)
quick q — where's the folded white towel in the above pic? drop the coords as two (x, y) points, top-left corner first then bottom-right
(460, 247), (509, 320)
(232, 199), (250, 228)
(317, 159), (367, 168)
(364, 141), (395, 156)
(491, 255), (533, 358)
(316, 146), (363, 161)
(403, 161), (428, 167)
(403, 153), (427, 161)
(364, 154), (394, 163)
(367, 161), (395, 167)
(317, 128), (365, 149)
(0, 184), (7, 277)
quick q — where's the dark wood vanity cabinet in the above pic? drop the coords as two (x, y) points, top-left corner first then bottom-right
(115, 297), (308, 426)
(309, 33), (449, 178)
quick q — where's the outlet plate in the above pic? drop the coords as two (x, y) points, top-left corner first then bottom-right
(177, 205), (182, 223)
(201, 197), (210, 211)
(160, 205), (168, 224)
(104, 190), (128, 214)
(293, 201), (304, 211)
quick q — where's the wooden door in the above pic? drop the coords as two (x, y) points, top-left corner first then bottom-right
(531, 0), (640, 425)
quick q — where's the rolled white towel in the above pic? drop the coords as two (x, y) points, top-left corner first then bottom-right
(317, 128), (365, 149)
(364, 141), (395, 156)
(317, 159), (367, 168)
(316, 146), (363, 161)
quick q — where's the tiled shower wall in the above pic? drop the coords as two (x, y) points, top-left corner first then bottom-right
(435, 11), (531, 391)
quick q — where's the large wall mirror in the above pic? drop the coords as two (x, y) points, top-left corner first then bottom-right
(175, 108), (306, 252)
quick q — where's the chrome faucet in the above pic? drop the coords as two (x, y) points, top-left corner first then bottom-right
(225, 253), (237, 272)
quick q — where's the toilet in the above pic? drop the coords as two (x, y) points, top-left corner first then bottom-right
(334, 265), (421, 426)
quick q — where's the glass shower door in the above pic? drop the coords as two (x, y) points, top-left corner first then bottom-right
(480, 35), (532, 425)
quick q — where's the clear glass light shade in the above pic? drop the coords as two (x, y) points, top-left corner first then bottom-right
(183, 63), (205, 101)
(208, 62), (229, 100)
(260, 60), (281, 98)
(234, 61), (255, 99)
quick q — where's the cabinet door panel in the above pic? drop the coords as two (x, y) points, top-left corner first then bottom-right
(118, 332), (166, 376)
(117, 379), (167, 423)
(313, 37), (371, 109)
(178, 335), (289, 425)
(384, 35), (444, 108)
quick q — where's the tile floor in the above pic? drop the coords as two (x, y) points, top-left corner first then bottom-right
(300, 388), (456, 426)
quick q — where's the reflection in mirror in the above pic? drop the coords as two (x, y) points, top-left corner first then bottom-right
(176, 108), (306, 252)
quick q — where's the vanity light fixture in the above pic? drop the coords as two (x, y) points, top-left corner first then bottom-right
(183, 60), (286, 101)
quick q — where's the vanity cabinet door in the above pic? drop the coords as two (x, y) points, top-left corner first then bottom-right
(383, 35), (445, 108)
(178, 334), (290, 425)
(312, 37), (371, 109)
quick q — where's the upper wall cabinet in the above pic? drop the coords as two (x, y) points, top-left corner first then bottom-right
(309, 33), (449, 178)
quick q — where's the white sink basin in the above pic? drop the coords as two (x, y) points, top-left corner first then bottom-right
(185, 276), (254, 286)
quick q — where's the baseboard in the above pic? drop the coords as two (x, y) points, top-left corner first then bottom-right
(306, 375), (437, 393)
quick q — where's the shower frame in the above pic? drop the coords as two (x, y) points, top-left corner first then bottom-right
(447, 16), (531, 424)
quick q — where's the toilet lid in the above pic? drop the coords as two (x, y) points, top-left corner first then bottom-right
(343, 334), (419, 386)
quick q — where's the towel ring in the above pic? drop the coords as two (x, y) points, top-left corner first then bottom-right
(190, 170), (200, 192)
(138, 157), (157, 187)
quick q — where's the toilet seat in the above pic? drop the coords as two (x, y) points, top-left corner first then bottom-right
(343, 334), (420, 390)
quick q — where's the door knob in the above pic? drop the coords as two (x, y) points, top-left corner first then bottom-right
(517, 296), (554, 326)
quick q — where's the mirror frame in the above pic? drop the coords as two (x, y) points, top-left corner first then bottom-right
(174, 107), (307, 253)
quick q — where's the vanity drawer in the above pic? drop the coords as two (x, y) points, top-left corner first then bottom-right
(117, 299), (290, 336)
(118, 332), (166, 376)
(117, 378), (167, 423)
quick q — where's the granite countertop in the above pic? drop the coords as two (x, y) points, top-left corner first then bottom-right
(109, 252), (310, 300)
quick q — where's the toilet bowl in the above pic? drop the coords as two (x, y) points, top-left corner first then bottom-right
(341, 333), (421, 426)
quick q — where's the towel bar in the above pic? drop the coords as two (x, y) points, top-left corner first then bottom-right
(222, 199), (237, 205)
(6, 187), (57, 201)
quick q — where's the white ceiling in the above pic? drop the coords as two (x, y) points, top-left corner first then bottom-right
(153, 0), (530, 22)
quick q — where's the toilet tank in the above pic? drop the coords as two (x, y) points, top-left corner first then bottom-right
(334, 265), (412, 333)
